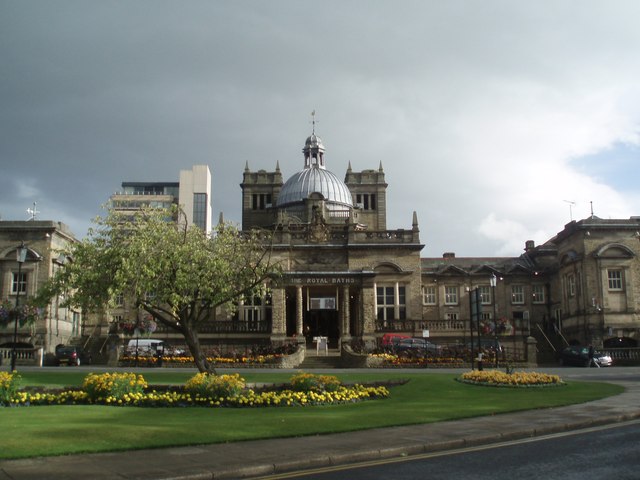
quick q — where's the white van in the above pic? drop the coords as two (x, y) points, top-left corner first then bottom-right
(126, 339), (166, 355)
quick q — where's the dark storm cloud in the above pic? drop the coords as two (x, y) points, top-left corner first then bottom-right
(2, 1), (640, 255)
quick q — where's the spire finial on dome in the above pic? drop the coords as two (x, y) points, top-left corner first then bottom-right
(311, 110), (316, 134)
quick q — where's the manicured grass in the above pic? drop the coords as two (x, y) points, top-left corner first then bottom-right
(0, 371), (623, 459)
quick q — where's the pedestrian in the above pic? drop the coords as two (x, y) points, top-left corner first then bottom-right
(588, 344), (597, 368)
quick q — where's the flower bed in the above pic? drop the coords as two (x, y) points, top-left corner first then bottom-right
(0, 371), (21, 405)
(3, 372), (390, 408)
(369, 353), (466, 368)
(458, 369), (564, 388)
(118, 354), (287, 368)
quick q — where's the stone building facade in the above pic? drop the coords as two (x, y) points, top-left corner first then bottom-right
(0, 221), (84, 353)
(421, 217), (640, 358)
(7, 130), (639, 362)
(235, 129), (640, 356)
(239, 130), (423, 349)
(546, 217), (640, 347)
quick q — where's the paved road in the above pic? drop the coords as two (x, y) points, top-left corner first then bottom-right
(275, 420), (640, 480)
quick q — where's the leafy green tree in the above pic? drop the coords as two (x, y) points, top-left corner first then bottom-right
(38, 206), (280, 372)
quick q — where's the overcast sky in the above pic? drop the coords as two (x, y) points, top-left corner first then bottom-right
(2, 1), (640, 257)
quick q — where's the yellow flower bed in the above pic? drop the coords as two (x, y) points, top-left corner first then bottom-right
(0, 371), (21, 405)
(460, 369), (564, 387)
(83, 372), (148, 401)
(119, 354), (283, 367)
(5, 372), (390, 408)
(184, 373), (245, 398)
(290, 372), (341, 392)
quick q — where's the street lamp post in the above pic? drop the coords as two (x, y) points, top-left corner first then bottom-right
(11, 242), (28, 372)
(490, 273), (498, 368)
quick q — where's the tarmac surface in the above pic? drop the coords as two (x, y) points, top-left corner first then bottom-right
(1, 367), (639, 480)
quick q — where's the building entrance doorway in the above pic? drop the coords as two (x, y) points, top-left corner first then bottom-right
(305, 309), (339, 348)
(284, 285), (343, 347)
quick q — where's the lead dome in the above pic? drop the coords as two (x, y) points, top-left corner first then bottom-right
(276, 133), (353, 209)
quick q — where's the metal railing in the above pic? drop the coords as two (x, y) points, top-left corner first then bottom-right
(427, 319), (468, 332)
(154, 320), (272, 334)
(375, 320), (416, 332)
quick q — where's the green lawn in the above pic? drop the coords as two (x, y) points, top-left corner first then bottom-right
(0, 371), (624, 459)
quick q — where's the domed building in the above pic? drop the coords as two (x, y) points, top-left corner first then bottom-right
(276, 132), (353, 213)
(240, 128), (423, 349)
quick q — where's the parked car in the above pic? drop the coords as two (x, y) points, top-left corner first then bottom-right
(380, 333), (410, 347)
(55, 345), (91, 366)
(558, 345), (613, 367)
(392, 337), (441, 354)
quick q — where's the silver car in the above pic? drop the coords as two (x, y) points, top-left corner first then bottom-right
(559, 345), (613, 367)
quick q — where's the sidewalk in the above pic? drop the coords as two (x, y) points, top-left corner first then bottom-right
(1, 374), (639, 480)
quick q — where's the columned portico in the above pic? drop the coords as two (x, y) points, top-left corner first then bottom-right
(277, 272), (377, 347)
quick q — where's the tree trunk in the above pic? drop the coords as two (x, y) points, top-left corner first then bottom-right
(181, 320), (217, 374)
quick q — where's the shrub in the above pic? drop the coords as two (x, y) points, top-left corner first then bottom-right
(184, 373), (246, 399)
(82, 372), (148, 401)
(290, 372), (341, 393)
(0, 371), (21, 405)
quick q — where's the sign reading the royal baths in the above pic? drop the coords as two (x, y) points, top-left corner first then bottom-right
(285, 275), (361, 286)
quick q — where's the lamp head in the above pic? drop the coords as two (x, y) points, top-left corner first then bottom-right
(16, 242), (28, 263)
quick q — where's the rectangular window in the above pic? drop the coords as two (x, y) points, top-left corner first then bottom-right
(444, 286), (458, 305)
(511, 285), (525, 304)
(532, 284), (545, 304)
(193, 193), (207, 230)
(479, 285), (491, 305)
(355, 193), (376, 211)
(241, 295), (266, 330)
(115, 294), (124, 307)
(445, 313), (458, 321)
(251, 193), (272, 211)
(608, 270), (623, 291)
(568, 274), (576, 297)
(376, 286), (394, 321)
(377, 285), (406, 321)
(11, 272), (27, 295)
(422, 286), (436, 305)
(480, 312), (492, 321)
